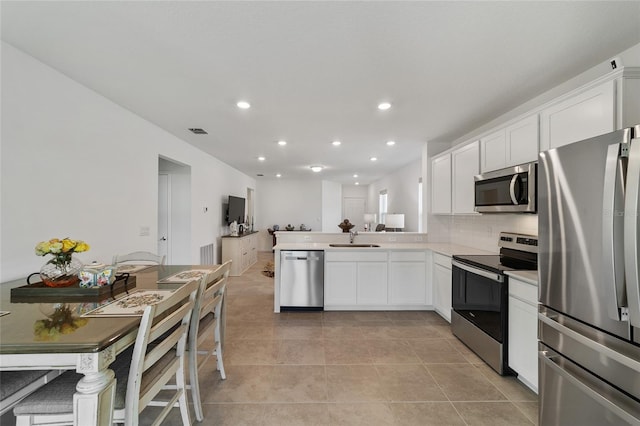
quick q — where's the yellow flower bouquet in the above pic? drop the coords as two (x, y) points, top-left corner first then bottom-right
(35, 238), (90, 287)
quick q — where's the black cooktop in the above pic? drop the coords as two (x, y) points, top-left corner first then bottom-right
(452, 254), (537, 274)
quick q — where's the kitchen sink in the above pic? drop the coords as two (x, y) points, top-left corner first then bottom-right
(328, 243), (380, 248)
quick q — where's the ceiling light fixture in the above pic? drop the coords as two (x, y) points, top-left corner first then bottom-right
(377, 102), (391, 111)
(353, 174), (358, 178)
(370, 157), (378, 162)
(237, 101), (251, 109)
(277, 140), (287, 146)
(355, 182), (360, 186)
(310, 166), (323, 173)
(258, 156), (266, 161)
(276, 173), (282, 178)
(332, 140), (341, 146)
(386, 140), (396, 146)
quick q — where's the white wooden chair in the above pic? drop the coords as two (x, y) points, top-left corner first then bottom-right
(112, 251), (166, 266)
(188, 260), (231, 421)
(13, 280), (199, 426)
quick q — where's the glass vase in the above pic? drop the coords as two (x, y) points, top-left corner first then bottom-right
(40, 254), (83, 287)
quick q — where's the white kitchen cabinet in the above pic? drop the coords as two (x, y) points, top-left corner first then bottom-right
(508, 276), (538, 393)
(431, 153), (452, 214)
(389, 251), (428, 305)
(432, 252), (452, 323)
(452, 141), (479, 214)
(357, 262), (388, 305)
(324, 251), (388, 308)
(221, 232), (258, 276)
(325, 261), (357, 305)
(540, 79), (615, 151)
(480, 129), (506, 173)
(505, 114), (539, 166)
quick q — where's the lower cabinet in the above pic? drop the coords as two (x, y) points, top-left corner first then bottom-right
(432, 252), (452, 322)
(221, 232), (258, 276)
(508, 277), (538, 393)
(324, 250), (429, 310)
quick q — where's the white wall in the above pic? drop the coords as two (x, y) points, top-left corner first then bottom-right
(321, 180), (342, 232)
(368, 160), (422, 232)
(1, 42), (255, 281)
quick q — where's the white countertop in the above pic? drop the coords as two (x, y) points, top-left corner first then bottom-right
(273, 242), (494, 257)
(505, 270), (539, 286)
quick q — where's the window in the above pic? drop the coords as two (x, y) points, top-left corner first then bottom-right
(379, 190), (388, 224)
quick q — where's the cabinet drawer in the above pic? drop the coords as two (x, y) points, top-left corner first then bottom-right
(389, 251), (426, 262)
(433, 252), (452, 268)
(325, 251), (388, 262)
(509, 278), (538, 306)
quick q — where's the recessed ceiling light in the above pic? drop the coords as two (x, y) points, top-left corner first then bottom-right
(276, 173), (282, 178)
(310, 166), (323, 173)
(353, 174), (358, 178)
(355, 182), (360, 186)
(378, 102), (391, 110)
(332, 140), (341, 146)
(258, 156), (266, 161)
(370, 157), (378, 162)
(237, 101), (251, 109)
(277, 140), (287, 146)
(386, 140), (396, 146)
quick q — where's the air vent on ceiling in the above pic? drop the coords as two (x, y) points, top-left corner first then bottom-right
(256, 174), (264, 177)
(188, 128), (208, 135)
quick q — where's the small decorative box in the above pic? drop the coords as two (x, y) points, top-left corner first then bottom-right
(79, 262), (116, 288)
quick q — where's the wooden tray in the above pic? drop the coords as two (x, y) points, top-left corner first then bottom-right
(10, 274), (136, 303)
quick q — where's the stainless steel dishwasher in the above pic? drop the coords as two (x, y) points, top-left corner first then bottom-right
(280, 250), (324, 310)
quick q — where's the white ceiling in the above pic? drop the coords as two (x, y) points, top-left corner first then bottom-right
(2, 1), (639, 184)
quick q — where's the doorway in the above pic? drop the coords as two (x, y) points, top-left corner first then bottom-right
(343, 197), (366, 231)
(158, 157), (191, 264)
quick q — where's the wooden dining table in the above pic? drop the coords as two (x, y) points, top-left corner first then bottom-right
(0, 264), (221, 426)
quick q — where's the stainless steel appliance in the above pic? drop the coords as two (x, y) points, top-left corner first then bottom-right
(451, 232), (538, 374)
(474, 162), (537, 213)
(538, 126), (640, 425)
(280, 250), (324, 310)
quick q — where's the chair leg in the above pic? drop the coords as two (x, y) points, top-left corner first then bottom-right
(176, 358), (192, 426)
(215, 339), (226, 380)
(189, 348), (204, 422)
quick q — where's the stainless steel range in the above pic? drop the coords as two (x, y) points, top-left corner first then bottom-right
(451, 232), (538, 375)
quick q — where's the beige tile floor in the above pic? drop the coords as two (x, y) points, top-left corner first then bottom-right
(1, 251), (538, 425)
(196, 251), (538, 425)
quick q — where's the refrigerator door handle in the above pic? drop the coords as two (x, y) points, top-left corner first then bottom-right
(540, 347), (640, 425)
(602, 143), (627, 321)
(539, 312), (640, 371)
(625, 137), (640, 327)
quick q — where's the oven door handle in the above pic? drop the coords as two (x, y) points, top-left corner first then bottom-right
(451, 260), (503, 283)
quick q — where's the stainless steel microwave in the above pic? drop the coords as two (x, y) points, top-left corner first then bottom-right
(474, 162), (537, 213)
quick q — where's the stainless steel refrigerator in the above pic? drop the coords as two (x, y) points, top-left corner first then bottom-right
(538, 125), (640, 425)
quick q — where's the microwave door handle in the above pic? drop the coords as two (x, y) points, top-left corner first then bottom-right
(509, 175), (519, 204)
(602, 143), (627, 321)
(624, 138), (640, 327)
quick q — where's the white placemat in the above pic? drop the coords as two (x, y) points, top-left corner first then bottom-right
(115, 264), (153, 274)
(157, 269), (211, 283)
(82, 290), (173, 317)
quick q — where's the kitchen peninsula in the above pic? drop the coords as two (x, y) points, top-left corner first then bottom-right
(273, 232), (491, 313)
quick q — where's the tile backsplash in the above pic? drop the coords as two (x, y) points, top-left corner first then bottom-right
(427, 214), (538, 253)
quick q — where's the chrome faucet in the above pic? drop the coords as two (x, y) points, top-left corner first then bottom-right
(349, 230), (358, 244)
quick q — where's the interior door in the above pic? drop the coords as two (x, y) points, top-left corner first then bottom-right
(158, 173), (170, 263)
(343, 197), (366, 231)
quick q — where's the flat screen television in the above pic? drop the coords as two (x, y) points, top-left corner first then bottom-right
(227, 195), (246, 225)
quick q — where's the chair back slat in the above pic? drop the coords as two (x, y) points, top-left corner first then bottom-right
(124, 279), (198, 422)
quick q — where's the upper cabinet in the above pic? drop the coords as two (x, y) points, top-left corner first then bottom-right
(540, 69), (640, 151)
(431, 153), (452, 214)
(480, 114), (539, 173)
(452, 141), (479, 214)
(540, 80), (615, 151)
